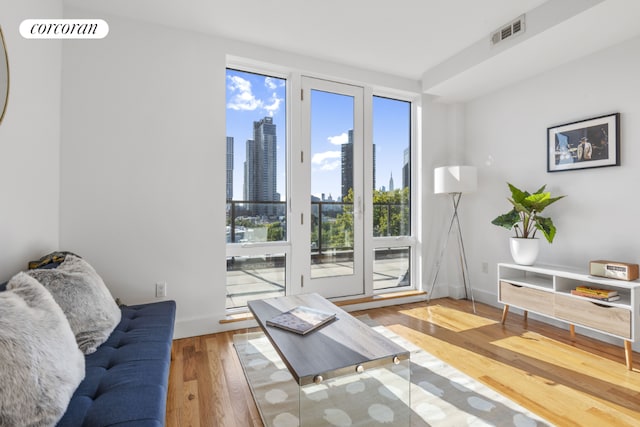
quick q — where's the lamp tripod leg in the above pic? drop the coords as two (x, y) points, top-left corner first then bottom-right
(427, 195), (459, 304)
(429, 192), (476, 314)
(452, 193), (476, 314)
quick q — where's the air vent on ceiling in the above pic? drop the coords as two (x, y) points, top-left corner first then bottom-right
(491, 14), (525, 46)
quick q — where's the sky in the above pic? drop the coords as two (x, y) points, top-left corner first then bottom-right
(226, 69), (410, 201)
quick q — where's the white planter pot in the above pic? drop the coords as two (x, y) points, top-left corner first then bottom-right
(509, 238), (540, 265)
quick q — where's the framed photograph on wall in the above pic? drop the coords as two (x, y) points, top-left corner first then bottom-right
(547, 113), (620, 172)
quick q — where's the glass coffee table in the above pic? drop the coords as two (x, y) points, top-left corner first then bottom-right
(248, 293), (410, 426)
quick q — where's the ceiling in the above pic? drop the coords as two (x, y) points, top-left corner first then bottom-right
(63, 0), (640, 102)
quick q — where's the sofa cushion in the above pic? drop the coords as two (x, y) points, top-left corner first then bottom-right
(27, 255), (122, 354)
(0, 273), (85, 426)
(56, 300), (176, 427)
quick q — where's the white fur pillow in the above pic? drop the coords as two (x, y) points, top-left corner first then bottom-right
(0, 273), (85, 426)
(27, 255), (122, 354)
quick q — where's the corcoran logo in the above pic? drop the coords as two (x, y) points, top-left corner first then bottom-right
(20, 19), (109, 39)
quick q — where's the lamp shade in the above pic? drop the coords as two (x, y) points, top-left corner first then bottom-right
(434, 166), (477, 194)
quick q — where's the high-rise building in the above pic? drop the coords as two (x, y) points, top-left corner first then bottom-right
(402, 147), (410, 189)
(341, 130), (354, 200)
(389, 172), (394, 192)
(244, 117), (278, 215)
(243, 140), (254, 201)
(341, 129), (376, 200)
(226, 136), (234, 201)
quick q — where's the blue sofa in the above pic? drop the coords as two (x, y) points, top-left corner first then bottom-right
(0, 275), (176, 426)
(57, 300), (176, 427)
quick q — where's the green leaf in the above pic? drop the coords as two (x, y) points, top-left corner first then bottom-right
(509, 198), (532, 215)
(525, 192), (551, 212)
(533, 184), (547, 194)
(508, 183), (529, 204)
(491, 209), (520, 230)
(535, 216), (557, 243)
(530, 193), (566, 213)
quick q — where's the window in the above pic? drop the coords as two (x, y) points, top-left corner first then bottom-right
(225, 67), (417, 309)
(371, 96), (413, 291)
(225, 68), (288, 309)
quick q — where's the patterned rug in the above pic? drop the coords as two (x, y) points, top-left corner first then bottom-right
(233, 319), (553, 427)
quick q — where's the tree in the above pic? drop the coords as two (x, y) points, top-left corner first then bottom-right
(328, 188), (354, 249)
(316, 187), (410, 250)
(373, 188), (409, 236)
(267, 221), (284, 241)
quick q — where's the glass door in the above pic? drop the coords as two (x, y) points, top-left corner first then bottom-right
(300, 77), (364, 298)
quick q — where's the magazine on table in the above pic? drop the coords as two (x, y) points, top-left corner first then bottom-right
(266, 305), (336, 335)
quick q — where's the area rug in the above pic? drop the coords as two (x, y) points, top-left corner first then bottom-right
(233, 319), (553, 427)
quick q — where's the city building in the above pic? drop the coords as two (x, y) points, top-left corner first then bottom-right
(243, 117), (278, 215)
(402, 147), (410, 189)
(340, 130), (353, 200)
(226, 136), (233, 201)
(341, 129), (376, 199)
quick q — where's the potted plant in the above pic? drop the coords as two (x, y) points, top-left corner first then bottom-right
(491, 183), (565, 265)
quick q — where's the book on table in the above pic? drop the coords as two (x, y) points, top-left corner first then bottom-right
(574, 285), (618, 297)
(266, 305), (337, 335)
(570, 290), (621, 302)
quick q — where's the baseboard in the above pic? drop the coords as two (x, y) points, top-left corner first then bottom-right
(173, 291), (429, 339)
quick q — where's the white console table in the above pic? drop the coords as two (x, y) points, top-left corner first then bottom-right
(498, 263), (640, 370)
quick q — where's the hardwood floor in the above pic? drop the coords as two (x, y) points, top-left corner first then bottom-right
(166, 298), (640, 426)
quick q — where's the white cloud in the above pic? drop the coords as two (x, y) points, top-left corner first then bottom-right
(264, 77), (278, 90)
(263, 92), (282, 116)
(227, 75), (283, 116)
(328, 132), (349, 145)
(312, 151), (341, 171)
(312, 150), (341, 164)
(227, 75), (262, 111)
(265, 77), (285, 89)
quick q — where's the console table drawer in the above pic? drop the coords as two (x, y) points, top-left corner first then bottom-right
(554, 294), (631, 339)
(500, 281), (554, 316)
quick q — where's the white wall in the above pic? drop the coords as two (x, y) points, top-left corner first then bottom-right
(60, 10), (224, 338)
(421, 100), (469, 299)
(459, 35), (640, 347)
(0, 0), (62, 282)
(60, 9), (420, 338)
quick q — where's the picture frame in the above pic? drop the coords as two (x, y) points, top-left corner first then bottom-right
(547, 113), (620, 172)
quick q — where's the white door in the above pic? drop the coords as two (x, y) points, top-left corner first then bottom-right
(299, 77), (364, 298)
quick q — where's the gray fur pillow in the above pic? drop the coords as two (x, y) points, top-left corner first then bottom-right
(28, 255), (121, 354)
(0, 273), (85, 426)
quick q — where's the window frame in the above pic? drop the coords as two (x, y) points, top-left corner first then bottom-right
(225, 64), (292, 312)
(367, 91), (417, 295)
(224, 61), (420, 312)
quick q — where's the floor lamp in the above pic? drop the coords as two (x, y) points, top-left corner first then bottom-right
(428, 165), (477, 313)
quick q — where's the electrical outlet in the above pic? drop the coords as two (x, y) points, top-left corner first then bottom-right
(155, 282), (167, 298)
(481, 262), (489, 274)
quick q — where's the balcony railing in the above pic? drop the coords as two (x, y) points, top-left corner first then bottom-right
(225, 199), (411, 308)
(226, 200), (286, 243)
(226, 199), (409, 248)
